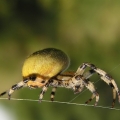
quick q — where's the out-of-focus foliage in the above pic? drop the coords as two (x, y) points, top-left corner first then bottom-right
(0, 0), (120, 120)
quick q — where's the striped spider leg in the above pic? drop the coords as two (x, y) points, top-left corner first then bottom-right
(0, 79), (29, 100)
(75, 63), (120, 107)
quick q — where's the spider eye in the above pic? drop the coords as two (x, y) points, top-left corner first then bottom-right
(29, 76), (36, 81)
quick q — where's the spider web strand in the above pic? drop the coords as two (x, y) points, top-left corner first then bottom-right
(0, 98), (120, 111)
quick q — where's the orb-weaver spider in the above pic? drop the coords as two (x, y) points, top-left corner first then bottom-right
(0, 48), (120, 108)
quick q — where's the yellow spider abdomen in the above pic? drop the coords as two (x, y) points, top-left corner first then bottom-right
(22, 48), (70, 79)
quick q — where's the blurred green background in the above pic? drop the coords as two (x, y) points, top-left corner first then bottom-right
(0, 0), (120, 120)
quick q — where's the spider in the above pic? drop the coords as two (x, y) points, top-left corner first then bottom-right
(0, 48), (120, 108)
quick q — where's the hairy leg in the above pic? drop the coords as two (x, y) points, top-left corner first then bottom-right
(50, 87), (57, 101)
(0, 79), (28, 100)
(39, 83), (49, 102)
(76, 63), (120, 107)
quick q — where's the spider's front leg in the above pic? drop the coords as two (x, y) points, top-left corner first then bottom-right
(0, 79), (29, 100)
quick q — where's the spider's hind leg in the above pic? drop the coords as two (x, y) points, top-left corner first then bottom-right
(83, 63), (120, 107)
(100, 75), (119, 107)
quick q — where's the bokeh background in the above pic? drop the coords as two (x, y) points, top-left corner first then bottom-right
(0, 0), (120, 120)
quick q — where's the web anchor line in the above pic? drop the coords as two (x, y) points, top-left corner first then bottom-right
(0, 97), (120, 111)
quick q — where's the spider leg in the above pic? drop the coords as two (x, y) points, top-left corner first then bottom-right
(73, 68), (97, 95)
(78, 63), (120, 107)
(100, 75), (118, 107)
(50, 87), (57, 101)
(39, 83), (49, 102)
(83, 69), (95, 79)
(87, 63), (120, 107)
(71, 74), (99, 106)
(83, 79), (99, 106)
(73, 67), (95, 93)
(0, 79), (28, 100)
(83, 70), (99, 105)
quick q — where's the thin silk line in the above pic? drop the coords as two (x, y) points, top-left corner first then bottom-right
(0, 97), (120, 111)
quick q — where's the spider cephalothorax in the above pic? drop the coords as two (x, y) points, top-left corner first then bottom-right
(0, 48), (120, 108)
